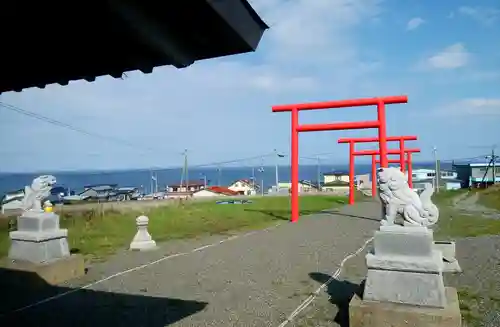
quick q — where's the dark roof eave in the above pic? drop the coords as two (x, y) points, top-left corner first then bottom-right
(0, 0), (269, 94)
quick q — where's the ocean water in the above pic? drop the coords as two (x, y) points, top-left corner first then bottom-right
(0, 162), (446, 196)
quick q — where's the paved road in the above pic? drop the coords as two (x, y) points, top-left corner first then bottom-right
(1, 201), (381, 327)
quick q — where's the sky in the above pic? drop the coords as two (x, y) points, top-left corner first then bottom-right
(1, 0), (499, 173)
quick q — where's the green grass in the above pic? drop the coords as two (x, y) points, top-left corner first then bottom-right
(433, 189), (500, 239)
(477, 185), (500, 211)
(458, 287), (500, 326)
(0, 195), (346, 262)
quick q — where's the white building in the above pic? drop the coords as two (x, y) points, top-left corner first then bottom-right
(406, 169), (462, 192)
(405, 169), (458, 181)
(228, 179), (259, 195)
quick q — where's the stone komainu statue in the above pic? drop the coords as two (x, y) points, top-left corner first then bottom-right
(21, 175), (57, 212)
(377, 167), (439, 227)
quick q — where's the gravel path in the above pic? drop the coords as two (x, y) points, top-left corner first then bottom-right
(1, 201), (380, 327)
(452, 191), (500, 219)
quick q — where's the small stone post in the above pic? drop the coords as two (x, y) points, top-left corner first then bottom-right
(129, 215), (157, 251)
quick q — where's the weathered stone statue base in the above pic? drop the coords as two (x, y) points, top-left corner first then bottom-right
(9, 211), (70, 263)
(363, 225), (447, 307)
(349, 287), (462, 327)
(6, 211), (84, 284)
(350, 225), (461, 326)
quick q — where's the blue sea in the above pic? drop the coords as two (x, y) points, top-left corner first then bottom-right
(0, 162), (450, 196)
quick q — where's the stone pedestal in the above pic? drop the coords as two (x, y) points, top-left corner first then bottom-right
(129, 215), (157, 251)
(350, 225), (461, 326)
(350, 287), (462, 327)
(6, 210), (85, 284)
(363, 225), (447, 308)
(434, 241), (462, 273)
(9, 211), (70, 263)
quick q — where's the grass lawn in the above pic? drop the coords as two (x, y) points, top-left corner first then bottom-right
(433, 190), (500, 239)
(477, 185), (500, 211)
(0, 195), (346, 262)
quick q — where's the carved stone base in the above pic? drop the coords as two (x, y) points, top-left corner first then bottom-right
(363, 225), (447, 308)
(350, 287), (462, 327)
(8, 211), (70, 263)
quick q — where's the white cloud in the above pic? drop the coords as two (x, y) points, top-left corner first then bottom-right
(458, 6), (500, 26)
(425, 43), (470, 69)
(406, 17), (425, 31)
(435, 98), (500, 117)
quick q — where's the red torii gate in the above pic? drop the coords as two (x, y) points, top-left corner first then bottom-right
(351, 148), (420, 204)
(338, 136), (417, 204)
(355, 148), (421, 198)
(272, 95), (408, 223)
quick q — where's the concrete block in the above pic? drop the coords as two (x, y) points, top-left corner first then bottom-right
(350, 287), (461, 327)
(5, 254), (85, 285)
(434, 241), (462, 273)
(366, 250), (444, 273)
(374, 226), (434, 257)
(434, 241), (456, 262)
(17, 211), (60, 232)
(9, 229), (70, 263)
(363, 268), (446, 308)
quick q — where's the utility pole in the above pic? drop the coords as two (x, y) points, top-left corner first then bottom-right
(217, 166), (222, 186)
(316, 156), (321, 191)
(252, 166), (256, 190)
(274, 149), (279, 193)
(485, 147), (498, 186)
(183, 149), (189, 192)
(433, 147), (439, 193)
(200, 173), (207, 189)
(492, 147), (497, 185)
(150, 169), (154, 195)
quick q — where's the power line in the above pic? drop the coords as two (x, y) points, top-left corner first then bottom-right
(0, 101), (182, 156)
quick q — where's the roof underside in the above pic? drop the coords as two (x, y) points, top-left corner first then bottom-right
(0, 0), (268, 94)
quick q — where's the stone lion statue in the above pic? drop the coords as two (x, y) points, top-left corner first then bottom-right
(22, 175), (57, 212)
(377, 167), (439, 227)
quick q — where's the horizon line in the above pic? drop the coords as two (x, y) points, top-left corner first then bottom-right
(0, 160), (459, 175)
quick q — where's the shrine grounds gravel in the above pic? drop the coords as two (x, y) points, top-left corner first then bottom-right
(0, 198), (379, 327)
(2, 191), (499, 326)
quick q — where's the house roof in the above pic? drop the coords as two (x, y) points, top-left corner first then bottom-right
(0, 0), (268, 94)
(298, 180), (319, 188)
(204, 186), (239, 196)
(84, 184), (118, 191)
(169, 181), (205, 188)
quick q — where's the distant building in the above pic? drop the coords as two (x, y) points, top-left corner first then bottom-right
(80, 184), (118, 201)
(277, 180), (320, 193)
(228, 179), (259, 195)
(323, 171), (350, 184)
(412, 178), (462, 192)
(405, 169), (458, 182)
(192, 186), (239, 198)
(167, 181), (205, 193)
(356, 174), (370, 190)
(453, 162), (500, 187)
